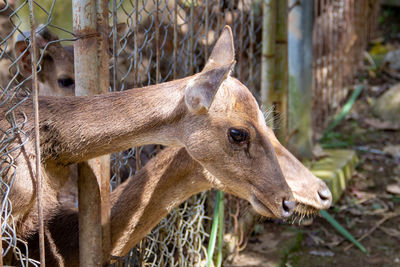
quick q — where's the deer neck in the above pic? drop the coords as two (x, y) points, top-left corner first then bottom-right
(109, 147), (210, 257)
(38, 77), (192, 164)
(33, 148), (211, 265)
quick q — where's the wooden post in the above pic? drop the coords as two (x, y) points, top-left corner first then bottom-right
(287, 0), (313, 158)
(72, 0), (110, 265)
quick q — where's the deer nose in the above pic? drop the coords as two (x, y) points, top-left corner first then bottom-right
(317, 188), (332, 209)
(281, 199), (296, 218)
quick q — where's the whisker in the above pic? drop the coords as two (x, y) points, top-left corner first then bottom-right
(260, 104), (285, 130)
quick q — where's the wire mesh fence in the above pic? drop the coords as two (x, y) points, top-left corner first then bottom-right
(0, 0), (379, 266)
(108, 1), (264, 265)
(312, 0), (380, 134)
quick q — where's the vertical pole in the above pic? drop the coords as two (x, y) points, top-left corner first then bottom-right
(173, 0), (178, 79)
(28, 0), (46, 265)
(96, 0), (111, 263)
(0, 221), (2, 267)
(248, 0), (255, 92)
(261, 0), (276, 112)
(238, 1), (244, 81)
(204, 0), (209, 61)
(134, 0), (139, 86)
(320, 0), (327, 130)
(288, 0), (313, 158)
(273, 0), (288, 143)
(312, 0), (321, 132)
(327, 0), (332, 115)
(189, 0), (194, 75)
(0, 216), (2, 266)
(73, 0), (110, 265)
(155, 0), (160, 83)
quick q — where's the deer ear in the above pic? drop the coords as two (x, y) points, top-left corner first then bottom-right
(185, 61), (235, 114)
(14, 33), (33, 78)
(35, 24), (60, 49)
(14, 26), (59, 78)
(203, 26), (235, 72)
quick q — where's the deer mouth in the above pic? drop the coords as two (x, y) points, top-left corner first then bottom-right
(250, 193), (321, 220)
(293, 195), (328, 214)
(250, 194), (277, 218)
(295, 203), (318, 214)
(288, 203), (320, 224)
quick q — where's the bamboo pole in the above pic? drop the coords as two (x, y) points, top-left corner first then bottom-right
(261, 0), (276, 113)
(273, 0), (288, 143)
(72, 0), (110, 265)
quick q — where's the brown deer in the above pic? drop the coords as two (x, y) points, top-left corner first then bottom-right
(24, 146), (331, 266)
(13, 23), (128, 95)
(2, 26), (299, 243)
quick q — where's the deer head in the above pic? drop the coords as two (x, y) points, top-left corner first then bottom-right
(174, 26), (296, 218)
(14, 25), (75, 96)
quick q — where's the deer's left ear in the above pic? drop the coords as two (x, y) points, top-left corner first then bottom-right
(203, 25), (235, 72)
(185, 61), (235, 114)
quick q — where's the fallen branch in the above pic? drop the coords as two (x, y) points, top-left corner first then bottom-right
(343, 211), (400, 251)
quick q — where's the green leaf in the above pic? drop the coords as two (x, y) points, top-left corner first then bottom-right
(320, 210), (367, 253)
(322, 85), (364, 139)
(206, 191), (224, 267)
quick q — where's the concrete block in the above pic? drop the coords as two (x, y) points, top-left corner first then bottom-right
(311, 149), (358, 203)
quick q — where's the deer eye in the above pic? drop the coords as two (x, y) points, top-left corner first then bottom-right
(228, 128), (249, 145)
(58, 77), (75, 89)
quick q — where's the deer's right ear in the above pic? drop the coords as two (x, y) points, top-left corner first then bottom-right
(14, 36), (33, 78)
(185, 61), (234, 114)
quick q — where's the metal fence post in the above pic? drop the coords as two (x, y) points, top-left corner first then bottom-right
(287, 0), (313, 158)
(72, 0), (111, 265)
(28, 0), (46, 265)
(96, 0), (112, 262)
(0, 216), (3, 266)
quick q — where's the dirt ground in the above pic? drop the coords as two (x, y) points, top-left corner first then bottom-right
(232, 7), (400, 267)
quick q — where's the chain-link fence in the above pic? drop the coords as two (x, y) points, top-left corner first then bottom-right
(108, 1), (264, 266)
(312, 0), (379, 134)
(0, 0), (76, 265)
(0, 0), (379, 266)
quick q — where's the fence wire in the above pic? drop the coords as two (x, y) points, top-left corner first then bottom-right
(312, 0), (379, 134)
(1, 0), (379, 266)
(0, 0), (74, 265)
(0, 0), (35, 265)
(108, 1), (264, 266)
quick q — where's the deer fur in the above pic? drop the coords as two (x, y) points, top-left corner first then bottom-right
(2, 26), (302, 243)
(23, 146), (330, 266)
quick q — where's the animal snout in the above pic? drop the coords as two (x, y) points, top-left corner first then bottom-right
(317, 186), (332, 209)
(281, 198), (296, 218)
